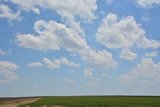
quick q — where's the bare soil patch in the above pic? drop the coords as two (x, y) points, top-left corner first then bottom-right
(0, 97), (41, 107)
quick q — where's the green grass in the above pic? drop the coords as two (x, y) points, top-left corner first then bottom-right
(19, 96), (160, 107)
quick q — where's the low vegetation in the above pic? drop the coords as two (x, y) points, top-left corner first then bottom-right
(19, 96), (160, 107)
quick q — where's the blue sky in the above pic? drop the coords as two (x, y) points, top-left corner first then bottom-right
(0, 0), (160, 97)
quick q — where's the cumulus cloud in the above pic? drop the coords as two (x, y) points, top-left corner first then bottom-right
(82, 50), (117, 71)
(138, 37), (160, 49)
(11, 0), (97, 19)
(64, 16), (85, 35)
(16, 18), (117, 74)
(120, 48), (137, 60)
(43, 58), (61, 69)
(27, 62), (43, 67)
(96, 13), (160, 49)
(136, 0), (160, 8)
(119, 58), (160, 85)
(145, 51), (158, 57)
(43, 57), (79, 69)
(0, 4), (21, 21)
(11, 0), (40, 14)
(10, 0), (97, 34)
(28, 57), (78, 70)
(141, 13), (150, 22)
(0, 61), (19, 84)
(17, 20), (117, 72)
(83, 68), (102, 85)
(16, 20), (89, 53)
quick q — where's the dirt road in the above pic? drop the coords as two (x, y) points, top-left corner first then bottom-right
(0, 97), (40, 107)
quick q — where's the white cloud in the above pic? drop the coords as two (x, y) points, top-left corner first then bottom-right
(27, 62), (43, 67)
(82, 50), (117, 71)
(27, 57), (78, 70)
(0, 61), (19, 84)
(42, 57), (79, 70)
(96, 13), (160, 49)
(141, 13), (150, 22)
(11, 0), (97, 19)
(0, 4), (21, 21)
(120, 48), (137, 60)
(16, 19), (117, 72)
(63, 78), (74, 84)
(136, 0), (160, 8)
(84, 68), (103, 84)
(84, 68), (93, 77)
(145, 51), (158, 57)
(43, 58), (61, 69)
(138, 37), (160, 49)
(10, 0), (40, 14)
(10, 0), (97, 34)
(119, 58), (160, 85)
(16, 20), (89, 53)
(60, 57), (79, 68)
(64, 16), (85, 35)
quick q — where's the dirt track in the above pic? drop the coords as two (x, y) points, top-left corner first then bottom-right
(0, 98), (40, 107)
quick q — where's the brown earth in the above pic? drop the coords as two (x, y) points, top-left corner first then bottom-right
(0, 97), (41, 107)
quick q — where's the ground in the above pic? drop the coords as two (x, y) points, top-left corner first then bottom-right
(0, 97), (40, 107)
(0, 96), (160, 107)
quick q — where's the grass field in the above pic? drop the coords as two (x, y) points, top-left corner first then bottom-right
(19, 96), (160, 107)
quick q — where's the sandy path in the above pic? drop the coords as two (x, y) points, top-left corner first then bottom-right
(0, 98), (41, 107)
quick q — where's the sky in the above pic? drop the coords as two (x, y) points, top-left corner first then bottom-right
(0, 0), (160, 97)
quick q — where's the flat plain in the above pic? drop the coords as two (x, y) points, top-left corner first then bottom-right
(0, 96), (160, 107)
(17, 96), (160, 107)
